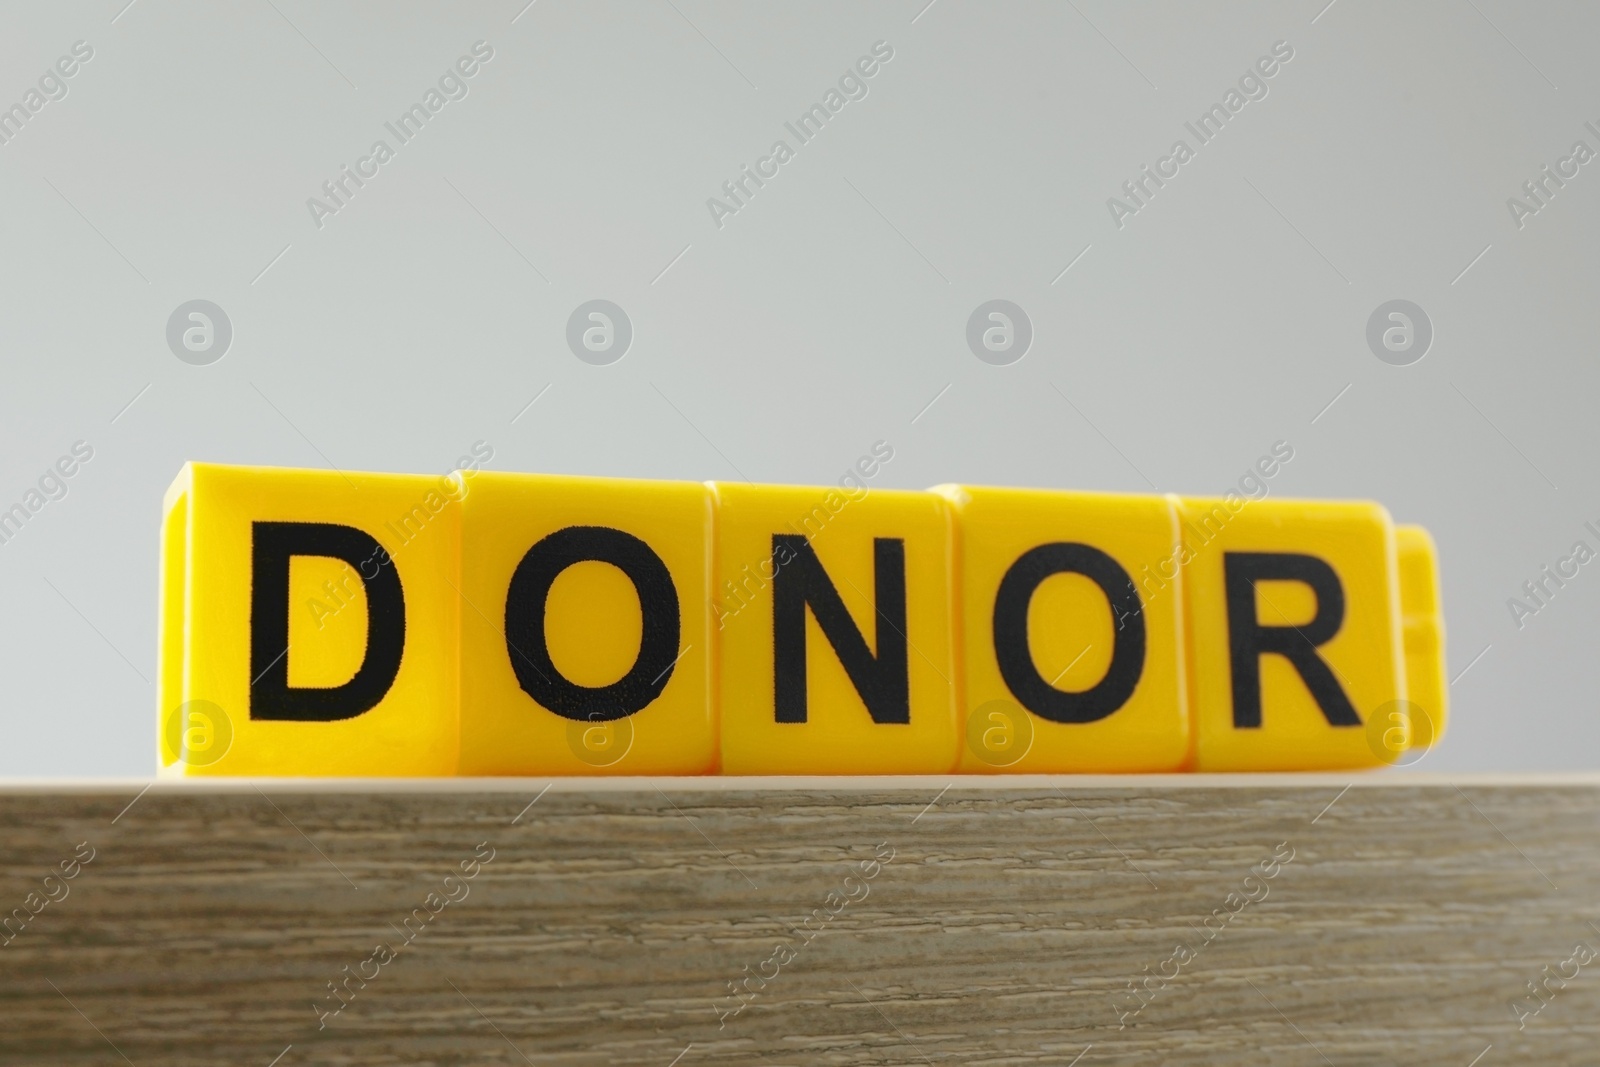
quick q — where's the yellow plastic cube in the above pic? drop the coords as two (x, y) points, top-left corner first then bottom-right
(712, 482), (958, 774)
(454, 472), (715, 775)
(1394, 524), (1447, 759)
(934, 485), (1189, 772)
(1176, 495), (1405, 771)
(157, 463), (461, 776)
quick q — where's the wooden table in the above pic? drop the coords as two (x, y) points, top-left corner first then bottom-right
(1, 775), (1595, 1064)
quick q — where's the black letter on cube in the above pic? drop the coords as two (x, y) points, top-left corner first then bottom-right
(1223, 551), (1361, 728)
(504, 526), (681, 722)
(992, 542), (1145, 724)
(250, 521), (406, 721)
(771, 535), (909, 724)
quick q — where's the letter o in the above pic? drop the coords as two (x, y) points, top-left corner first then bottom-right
(504, 525), (680, 722)
(992, 542), (1146, 724)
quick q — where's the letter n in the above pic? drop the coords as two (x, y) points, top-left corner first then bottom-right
(771, 535), (908, 723)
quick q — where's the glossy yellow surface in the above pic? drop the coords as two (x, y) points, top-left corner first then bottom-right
(455, 472), (715, 775)
(155, 462), (1448, 776)
(711, 482), (958, 774)
(157, 463), (460, 776)
(1395, 524), (1447, 758)
(1176, 495), (1405, 771)
(934, 485), (1189, 772)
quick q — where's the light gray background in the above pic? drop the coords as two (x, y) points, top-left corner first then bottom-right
(2, 0), (1594, 776)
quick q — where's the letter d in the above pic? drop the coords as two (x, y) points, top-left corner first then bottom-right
(250, 522), (406, 721)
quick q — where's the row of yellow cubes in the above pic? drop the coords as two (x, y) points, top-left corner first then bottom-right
(157, 459), (1445, 775)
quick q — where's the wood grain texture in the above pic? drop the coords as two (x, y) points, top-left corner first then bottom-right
(0, 775), (1597, 1065)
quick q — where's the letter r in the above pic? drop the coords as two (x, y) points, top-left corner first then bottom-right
(1223, 551), (1361, 729)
